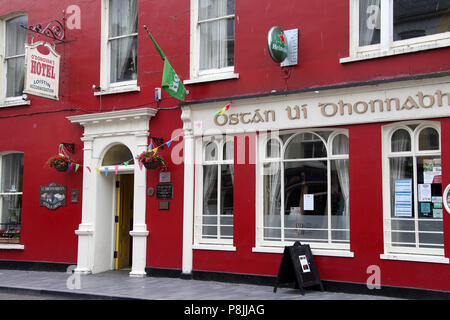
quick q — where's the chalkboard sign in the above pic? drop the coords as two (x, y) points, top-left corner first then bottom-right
(156, 184), (173, 199)
(273, 241), (323, 295)
(40, 183), (67, 210)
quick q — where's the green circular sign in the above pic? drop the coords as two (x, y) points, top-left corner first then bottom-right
(267, 26), (288, 63)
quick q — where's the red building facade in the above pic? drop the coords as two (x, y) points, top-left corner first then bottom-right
(1, 0), (449, 295)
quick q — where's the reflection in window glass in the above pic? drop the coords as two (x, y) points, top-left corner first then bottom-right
(419, 127), (440, 151)
(394, 0), (450, 41)
(391, 129), (411, 152)
(262, 131), (350, 247)
(359, 0), (381, 46)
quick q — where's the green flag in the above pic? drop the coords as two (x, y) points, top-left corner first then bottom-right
(144, 25), (186, 101)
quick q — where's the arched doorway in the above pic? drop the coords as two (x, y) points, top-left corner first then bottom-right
(68, 108), (157, 277)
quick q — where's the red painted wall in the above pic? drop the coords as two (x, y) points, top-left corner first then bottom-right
(1, 0), (449, 292)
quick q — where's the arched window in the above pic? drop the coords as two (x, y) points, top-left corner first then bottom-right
(195, 136), (234, 244)
(260, 129), (349, 250)
(384, 122), (443, 256)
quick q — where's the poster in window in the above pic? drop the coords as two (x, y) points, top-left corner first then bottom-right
(303, 194), (314, 211)
(418, 184), (432, 202)
(394, 179), (412, 217)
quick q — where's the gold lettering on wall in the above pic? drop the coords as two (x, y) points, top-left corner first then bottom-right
(212, 89), (450, 127)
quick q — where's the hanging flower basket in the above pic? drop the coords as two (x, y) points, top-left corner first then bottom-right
(136, 150), (167, 171)
(45, 154), (74, 172)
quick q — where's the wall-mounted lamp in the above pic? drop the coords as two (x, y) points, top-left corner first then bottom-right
(92, 84), (101, 91)
(22, 93), (28, 101)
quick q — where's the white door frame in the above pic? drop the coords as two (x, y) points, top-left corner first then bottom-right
(68, 108), (158, 277)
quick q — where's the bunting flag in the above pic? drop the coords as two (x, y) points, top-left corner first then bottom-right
(75, 164), (80, 173)
(115, 165), (119, 175)
(166, 140), (172, 147)
(148, 140), (153, 151)
(95, 168), (100, 175)
(86, 166), (91, 173)
(138, 162), (144, 171)
(143, 25), (186, 101)
(105, 167), (109, 176)
(214, 102), (232, 116)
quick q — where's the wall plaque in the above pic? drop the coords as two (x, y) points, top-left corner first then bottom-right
(156, 184), (173, 199)
(40, 183), (66, 209)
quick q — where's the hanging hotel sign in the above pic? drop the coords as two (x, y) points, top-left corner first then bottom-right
(24, 41), (61, 100)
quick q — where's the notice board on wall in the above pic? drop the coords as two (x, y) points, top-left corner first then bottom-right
(273, 241), (323, 295)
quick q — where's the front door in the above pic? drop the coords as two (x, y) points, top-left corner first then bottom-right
(115, 174), (134, 270)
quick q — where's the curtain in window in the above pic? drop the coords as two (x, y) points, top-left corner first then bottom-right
(359, 0), (381, 46)
(199, 0), (234, 70)
(5, 15), (27, 97)
(1, 154), (23, 226)
(334, 137), (349, 216)
(203, 165), (218, 216)
(109, 0), (138, 83)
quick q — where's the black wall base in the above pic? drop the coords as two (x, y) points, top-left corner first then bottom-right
(0, 260), (73, 272)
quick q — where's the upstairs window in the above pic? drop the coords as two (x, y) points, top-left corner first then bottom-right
(187, 0), (238, 83)
(1, 14), (28, 106)
(342, 0), (450, 62)
(98, 0), (139, 94)
(108, 0), (138, 84)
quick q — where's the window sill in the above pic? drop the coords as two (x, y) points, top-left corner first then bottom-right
(340, 40), (450, 64)
(0, 99), (31, 108)
(94, 84), (140, 96)
(193, 244), (236, 252)
(0, 244), (24, 250)
(252, 246), (354, 258)
(183, 72), (239, 85)
(380, 253), (449, 264)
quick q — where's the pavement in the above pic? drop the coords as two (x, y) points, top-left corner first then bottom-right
(0, 268), (399, 301)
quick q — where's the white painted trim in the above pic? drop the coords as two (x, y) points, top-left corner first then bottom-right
(380, 253), (449, 264)
(193, 244), (236, 252)
(0, 98), (30, 108)
(0, 12), (28, 105)
(252, 246), (354, 258)
(183, 72), (239, 85)
(188, 0), (236, 81)
(94, 84), (140, 96)
(182, 106), (195, 275)
(68, 108), (157, 277)
(343, 0), (450, 64)
(381, 120), (444, 256)
(0, 244), (24, 250)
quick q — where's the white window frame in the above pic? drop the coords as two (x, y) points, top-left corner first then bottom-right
(0, 151), (24, 249)
(342, 0), (450, 63)
(194, 135), (235, 248)
(185, 0), (239, 85)
(0, 12), (30, 108)
(97, 0), (140, 96)
(255, 129), (351, 252)
(381, 121), (445, 258)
